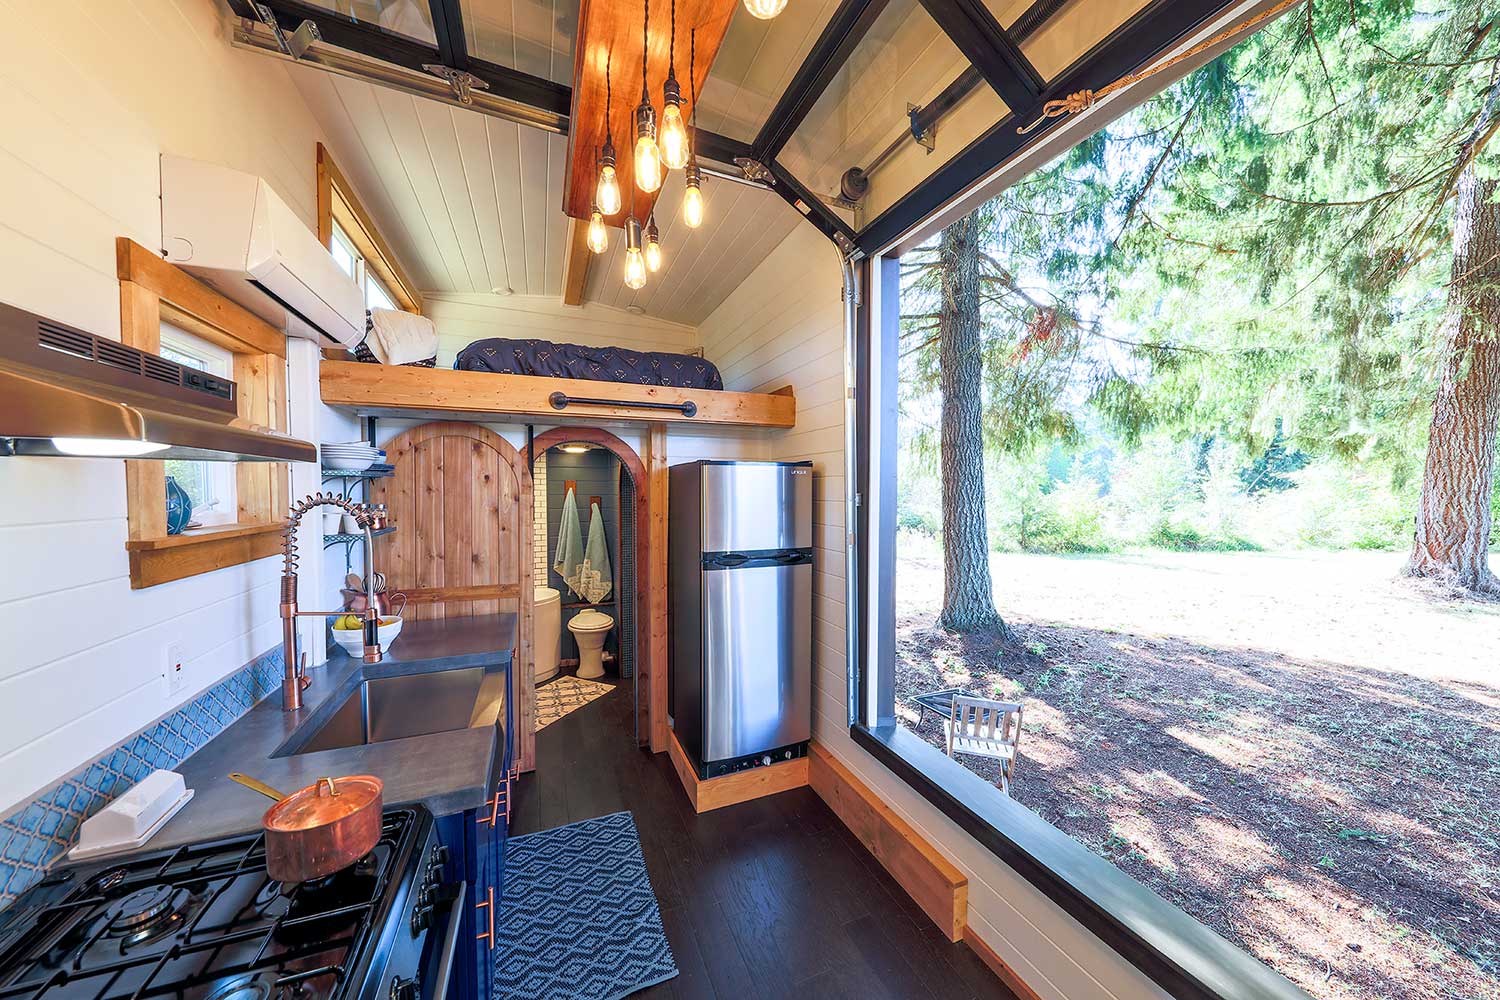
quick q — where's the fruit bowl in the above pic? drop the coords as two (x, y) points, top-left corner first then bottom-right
(330, 615), (403, 655)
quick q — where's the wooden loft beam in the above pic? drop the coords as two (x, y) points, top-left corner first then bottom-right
(563, 0), (738, 226)
(562, 217), (592, 306)
(319, 361), (797, 428)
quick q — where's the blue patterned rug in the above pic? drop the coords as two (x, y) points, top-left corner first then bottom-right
(495, 811), (676, 1000)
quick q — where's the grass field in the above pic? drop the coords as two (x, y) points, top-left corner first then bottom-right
(894, 540), (1500, 1000)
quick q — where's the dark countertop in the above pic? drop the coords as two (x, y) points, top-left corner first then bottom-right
(151, 614), (516, 850)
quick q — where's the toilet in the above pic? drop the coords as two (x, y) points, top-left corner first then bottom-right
(567, 610), (614, 680)
(533, 587), (561, 683)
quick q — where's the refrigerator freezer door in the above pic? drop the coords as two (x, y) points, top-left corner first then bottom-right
(700, 560), (812, 762)
(701, 463), (813, 553)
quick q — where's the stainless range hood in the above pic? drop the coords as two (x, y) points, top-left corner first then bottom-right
(0, 301), (316, 463)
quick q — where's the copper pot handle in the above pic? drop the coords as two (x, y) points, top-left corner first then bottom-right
(230, 772), (287, 802)
(316, 777), (339, 797)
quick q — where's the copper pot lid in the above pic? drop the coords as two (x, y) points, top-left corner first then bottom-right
(262, 775), (383, 832)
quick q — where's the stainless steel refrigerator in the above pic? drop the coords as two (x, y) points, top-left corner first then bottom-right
(669, 460), (813, 779)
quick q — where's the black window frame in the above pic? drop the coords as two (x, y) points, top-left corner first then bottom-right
(841, 5), (1335, 995)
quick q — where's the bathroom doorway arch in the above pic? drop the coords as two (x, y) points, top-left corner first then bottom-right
(530, 426), (656, 748)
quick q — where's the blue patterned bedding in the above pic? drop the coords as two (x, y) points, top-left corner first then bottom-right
(454, 337), (724, 390)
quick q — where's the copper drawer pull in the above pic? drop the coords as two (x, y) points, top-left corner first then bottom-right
(475, 885), (494, 948)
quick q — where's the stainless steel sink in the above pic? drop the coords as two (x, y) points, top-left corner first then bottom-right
(278, 665), (506, 756)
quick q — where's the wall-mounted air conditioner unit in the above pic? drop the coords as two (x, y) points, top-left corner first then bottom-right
(159, 155), (364, 349)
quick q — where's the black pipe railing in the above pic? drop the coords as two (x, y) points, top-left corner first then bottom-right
(548, 391), (697, 418)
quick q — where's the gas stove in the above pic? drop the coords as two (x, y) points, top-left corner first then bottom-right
(0, 808), (461, 1000)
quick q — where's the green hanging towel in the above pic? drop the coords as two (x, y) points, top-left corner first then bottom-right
(577, 500), (613, 604)
(553, 486), (586, 599)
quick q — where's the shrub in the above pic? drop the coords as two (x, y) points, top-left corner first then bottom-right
(897, 508), (938, 536)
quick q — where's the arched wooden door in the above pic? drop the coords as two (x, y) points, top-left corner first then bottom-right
(373, 421), (535, 771)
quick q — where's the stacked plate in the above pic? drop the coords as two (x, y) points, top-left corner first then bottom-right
(322, 441), (384, 471)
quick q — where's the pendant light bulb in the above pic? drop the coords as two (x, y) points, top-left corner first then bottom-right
(742, 0), (787, 18)
(598, 50), (622, 216)
(660, 95), (689, 170)
(587, 209), (609, 254)
(659, 0), (689, 170)
(598, 144), (622, 216)
(634, 0), (661, 193)
(645, 216), (663, 272)
(682, 161), (704, 229)
(624, 215), (648, 289)
(634, 103), (662, 193)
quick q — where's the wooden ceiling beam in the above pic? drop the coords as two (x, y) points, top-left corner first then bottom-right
(561, 218), (592, 306)
(564, 0), (739, 227)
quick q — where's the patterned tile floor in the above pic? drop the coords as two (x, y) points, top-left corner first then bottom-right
(535, 675), (615, 731)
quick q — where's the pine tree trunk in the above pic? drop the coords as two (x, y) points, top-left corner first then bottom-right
(1407, 167), (1500, 596)
(937, 214), (1012, 635)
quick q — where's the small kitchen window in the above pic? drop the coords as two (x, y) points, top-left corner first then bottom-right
(116, 238), (292, 589)
(159, 328), (237, 526)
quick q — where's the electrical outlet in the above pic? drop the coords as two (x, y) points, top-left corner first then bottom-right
(165, 642), (186, 698)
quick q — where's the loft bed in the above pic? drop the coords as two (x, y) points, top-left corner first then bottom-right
(319, 360), (797, 429)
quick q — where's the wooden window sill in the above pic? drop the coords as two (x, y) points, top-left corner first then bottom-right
(125, 522), (284, 588)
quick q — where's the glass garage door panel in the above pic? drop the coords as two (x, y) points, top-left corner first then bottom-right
(461, 0), (577, 85)
(986, 0), (1154, 81)
(694, 0), (846, 143)
(297, 0), (438, 47)
(778, 0), (1008, 228)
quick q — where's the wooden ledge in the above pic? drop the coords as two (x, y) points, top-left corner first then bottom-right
(124, 521), (284, 552)
(126, 522), (284, 589)
(319, 361), (797, 429)
(809, 742), (968, 941)
(666, 730), (809, 813)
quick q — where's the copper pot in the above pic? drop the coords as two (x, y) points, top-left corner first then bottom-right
(229, 772), (384, 882)
(340, 589), (407, 617)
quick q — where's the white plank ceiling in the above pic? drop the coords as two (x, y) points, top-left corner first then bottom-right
(287, 65), (801, 326)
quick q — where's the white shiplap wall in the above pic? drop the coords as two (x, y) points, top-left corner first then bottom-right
(0, 0), (345, 817)
(698, 223), (1173, 1000)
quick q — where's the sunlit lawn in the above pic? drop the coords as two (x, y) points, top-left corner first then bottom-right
(894, 538), (1500, 1000)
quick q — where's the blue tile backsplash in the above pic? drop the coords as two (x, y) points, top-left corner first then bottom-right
(0, 646), (284, 910)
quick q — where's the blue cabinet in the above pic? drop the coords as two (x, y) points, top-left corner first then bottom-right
(435, 667), (513, 1000)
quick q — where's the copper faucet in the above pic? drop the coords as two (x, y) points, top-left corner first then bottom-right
(279, 493), (389, 711)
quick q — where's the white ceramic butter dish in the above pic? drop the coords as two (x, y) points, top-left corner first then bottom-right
(67, 770), (194, 862)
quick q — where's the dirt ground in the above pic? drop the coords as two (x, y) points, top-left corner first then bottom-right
(894, 538), (1500, 1000)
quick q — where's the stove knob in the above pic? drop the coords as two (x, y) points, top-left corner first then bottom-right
(411, 905), (431, 933)
(390, 976), (418, 1000)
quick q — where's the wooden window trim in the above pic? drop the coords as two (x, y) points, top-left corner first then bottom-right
(316, 143), (423, 315)
(116, 238), (290, 589)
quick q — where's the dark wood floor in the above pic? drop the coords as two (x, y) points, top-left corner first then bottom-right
(509, 677), (1019, 1000)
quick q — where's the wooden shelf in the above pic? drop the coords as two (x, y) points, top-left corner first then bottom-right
(319, 361), (796, 429)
